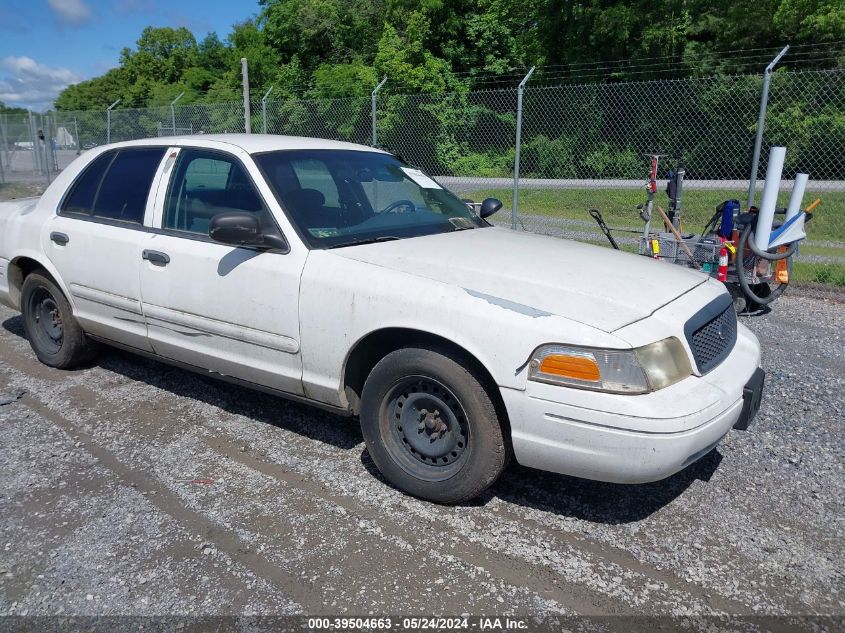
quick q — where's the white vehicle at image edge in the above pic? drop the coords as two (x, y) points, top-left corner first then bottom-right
(0, 134), (765, 503)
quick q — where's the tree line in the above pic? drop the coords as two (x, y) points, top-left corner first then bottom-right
(55, 0), (844, 110)
(48, 1), (844, 182)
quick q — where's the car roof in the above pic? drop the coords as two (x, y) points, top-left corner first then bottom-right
(107, 133), (389, 155)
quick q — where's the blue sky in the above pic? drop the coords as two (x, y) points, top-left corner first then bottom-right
(0, 0), (259, 111)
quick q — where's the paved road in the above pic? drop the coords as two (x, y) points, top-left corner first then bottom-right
(0, 294), (843, 620)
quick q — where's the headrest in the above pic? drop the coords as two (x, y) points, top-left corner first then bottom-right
(284, 188), (325, 211)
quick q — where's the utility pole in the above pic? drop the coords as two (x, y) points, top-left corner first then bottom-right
(241, 58), (251, 134)
(747, 45), (789, 209)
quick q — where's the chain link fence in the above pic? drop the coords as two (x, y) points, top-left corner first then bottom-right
(259, 96), (371, 144)
(1, 68), (843, 292)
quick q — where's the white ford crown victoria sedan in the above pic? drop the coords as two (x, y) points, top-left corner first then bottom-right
(0, 135), (764, 503)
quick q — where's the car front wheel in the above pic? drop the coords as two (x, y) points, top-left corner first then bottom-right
(360, 347), (508, 504)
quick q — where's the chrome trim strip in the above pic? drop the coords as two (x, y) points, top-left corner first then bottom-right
(69, 283), (142, 315)
(143, 303), (299, 354)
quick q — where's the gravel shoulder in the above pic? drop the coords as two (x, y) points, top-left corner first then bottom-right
(0, 295), (843, 618)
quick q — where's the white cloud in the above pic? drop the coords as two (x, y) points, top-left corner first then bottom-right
(47, 0), (92, 25)
(0, 56), (81, 110)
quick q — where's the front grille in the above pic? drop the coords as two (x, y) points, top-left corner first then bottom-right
(685, 298), (737, 374)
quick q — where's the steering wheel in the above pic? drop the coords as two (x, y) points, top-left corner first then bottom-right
(380, 199), (417, 214)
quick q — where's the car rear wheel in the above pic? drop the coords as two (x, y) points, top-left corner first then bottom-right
(21, 271), (96, 369)
(360, 347), (507, 504)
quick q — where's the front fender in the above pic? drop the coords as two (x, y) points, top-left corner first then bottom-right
(299, 251), (626, 407)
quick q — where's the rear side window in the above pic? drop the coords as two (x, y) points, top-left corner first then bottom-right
(93, 148), (166, 223)
(62, 151), (115, 215)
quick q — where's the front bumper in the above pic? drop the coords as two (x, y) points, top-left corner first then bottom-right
(502, 324), (762, 484)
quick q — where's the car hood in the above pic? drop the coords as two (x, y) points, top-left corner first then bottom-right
(331, 227), (709, 332)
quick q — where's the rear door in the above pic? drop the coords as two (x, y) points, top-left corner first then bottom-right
(138, 146), (306, 395)
(45, 146), (168, 350)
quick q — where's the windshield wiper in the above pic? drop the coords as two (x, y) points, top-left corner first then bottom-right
(327, 236), (401, 249)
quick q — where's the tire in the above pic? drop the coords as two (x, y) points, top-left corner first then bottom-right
(360, 346), (507, 504)
(21, 271), (96, 369)
(727, 283), (747, 314)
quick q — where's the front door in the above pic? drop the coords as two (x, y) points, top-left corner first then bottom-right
(139, 147), (306, 395)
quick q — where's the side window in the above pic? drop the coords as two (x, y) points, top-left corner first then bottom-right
(92, 148), (167, 224)
(61, 151), (115, 215)
(163, 149), (269, 236)
(184, 157), (231, 190)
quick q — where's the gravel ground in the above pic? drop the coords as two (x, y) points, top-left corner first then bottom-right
(0, 294), (843, 623)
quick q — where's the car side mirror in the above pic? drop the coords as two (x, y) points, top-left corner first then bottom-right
(479, 197), (502, 219)
(209, 212), (286, 250)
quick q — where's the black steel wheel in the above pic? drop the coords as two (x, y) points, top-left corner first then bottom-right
(360, 346), (508, 504)
(28, 287), (64, 355)
(382, 376), (470, 482)
(21, 271), (96, 369)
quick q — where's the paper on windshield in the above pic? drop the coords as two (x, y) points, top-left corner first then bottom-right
(401, 167), (442, 189)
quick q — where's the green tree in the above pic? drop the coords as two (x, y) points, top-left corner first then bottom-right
(0, 101), (29, 115)
(52, 0), (845, 113)
(54, 68), (127, 110)
(121, 26), (200, 85)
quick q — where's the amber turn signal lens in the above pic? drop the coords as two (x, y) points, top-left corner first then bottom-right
(538, 354), (601, 382)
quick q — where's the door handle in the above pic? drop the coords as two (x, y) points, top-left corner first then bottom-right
(142, 249), (170, 266)
(50, 232), (69, 246)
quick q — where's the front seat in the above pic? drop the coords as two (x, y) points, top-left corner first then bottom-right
(282, 188), (338, 229)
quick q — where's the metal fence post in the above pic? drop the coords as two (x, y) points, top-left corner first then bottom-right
(261, 86), (273, 134)
(371, 77), (387, 146)
(0, 114), (9, 173)
(28, 110), (38, 171)
(34, 114), (45, 177)
(747, 45), (789, 209)
(512, 66), (535, 230)
(106, 99), (120, 144)
(0, 115), (4, 184)
(73, 117), (80, 155)
(43, 115), (53, 186)
(170, 91), (185, 135)
(241, 58), (251, 133)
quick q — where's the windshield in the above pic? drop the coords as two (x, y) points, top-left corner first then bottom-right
(253, 149), (486, 248)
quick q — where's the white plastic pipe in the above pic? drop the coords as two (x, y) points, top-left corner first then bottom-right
(755, 146), (786, 251)
(785, 173), (808, 222)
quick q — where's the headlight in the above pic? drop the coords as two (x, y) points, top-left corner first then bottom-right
(634, 336), (693, 390)
(528, 337), (692, 394)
